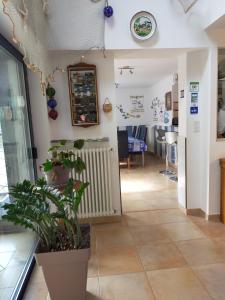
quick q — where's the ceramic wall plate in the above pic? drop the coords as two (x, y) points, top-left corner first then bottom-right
(130, 11), (157, 40)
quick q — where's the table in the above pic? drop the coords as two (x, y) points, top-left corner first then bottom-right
(128, 137), (147, 167)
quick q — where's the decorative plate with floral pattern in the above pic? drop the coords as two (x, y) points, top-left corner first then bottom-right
(130, 11), (157, 40)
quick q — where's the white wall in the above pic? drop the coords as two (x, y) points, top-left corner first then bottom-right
(47, 51), (121, 214)
(186, 50), (211, 213)
(105, 0), (214, 50)
(28, 72), (51, 176)
(116, 87), (148, 127)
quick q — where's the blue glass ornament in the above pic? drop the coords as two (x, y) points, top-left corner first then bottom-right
(104, 4), (113, 18)
(47, 98), (57, 109)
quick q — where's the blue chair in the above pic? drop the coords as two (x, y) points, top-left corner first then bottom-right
(117, 130), (130, 168)
(136, 125), (147, 142)
(126, 126), (133, 138)
(132, 126), (137, 137)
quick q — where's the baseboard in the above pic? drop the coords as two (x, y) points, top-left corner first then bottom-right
(207, 214), (220, 222)
(79, 215), (122, 224)
(186, 209), (221, 222)
(186, 208), (206, 218)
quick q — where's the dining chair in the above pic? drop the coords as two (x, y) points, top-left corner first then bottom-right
(117, 130), (130, 168)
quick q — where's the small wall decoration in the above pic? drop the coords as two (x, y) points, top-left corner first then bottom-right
(67, 63), (99, 127)
(46, 84), (58, 120)
(104, 0), (113, 17)
(130, 11), (157, 41)
(164, 111), (170, 124)
(116, 105), (141, 119)
(103, 98), (112, 113)
(165, 91), (172, 111)
(153, 109), (158, 122)
(190, 82), (199, 92)
(180, 89), (184, 98)
(130, 95), (144, 113)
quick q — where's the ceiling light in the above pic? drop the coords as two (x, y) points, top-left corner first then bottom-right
(118, 66), (134, 75)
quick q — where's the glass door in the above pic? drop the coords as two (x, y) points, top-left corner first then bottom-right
(0, 39), (37, 300)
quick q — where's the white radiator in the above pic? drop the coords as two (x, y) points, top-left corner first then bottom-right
(72, 147), (114, 218)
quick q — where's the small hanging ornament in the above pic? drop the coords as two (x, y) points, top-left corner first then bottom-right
(47, 98), (57, 109)
(103, 97), (112, 113)
(46, 84), (58, 120)
(48, 109), (58, 120)
(46, 84), (56, 98)
(104, 0), (113, 18)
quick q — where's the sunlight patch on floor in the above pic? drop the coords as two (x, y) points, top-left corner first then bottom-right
(121, 179), (154, 193)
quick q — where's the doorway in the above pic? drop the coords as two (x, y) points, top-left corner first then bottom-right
(115, 51), (181, 215)
(0, 35), (37, 300)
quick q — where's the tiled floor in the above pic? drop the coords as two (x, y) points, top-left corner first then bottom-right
(23, 155), (225, 300)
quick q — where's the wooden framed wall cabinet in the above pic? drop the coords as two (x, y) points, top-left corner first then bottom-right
(67, 63), (99, 127)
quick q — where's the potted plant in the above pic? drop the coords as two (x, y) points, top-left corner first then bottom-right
(41, 139), (85, 186)
(2, 144), (90, 300)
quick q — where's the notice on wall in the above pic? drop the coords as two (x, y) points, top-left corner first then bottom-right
(190, 91), (199, 115)
(130, 95), (144, 113)
(190, 82), (199, 92)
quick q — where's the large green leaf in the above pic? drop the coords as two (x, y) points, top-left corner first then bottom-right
(42, 160), (53, 172)
(74, 139), (84, 150)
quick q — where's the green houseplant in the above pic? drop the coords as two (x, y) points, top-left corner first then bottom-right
(41, 139), (85, 186)
(2, 141), (90, 300)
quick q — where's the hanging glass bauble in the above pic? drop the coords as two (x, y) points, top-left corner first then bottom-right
(48, 109), (58, 120)
(47, 98), (57, 109)
(46, 85), (56, 98)
(104, 2), (113, 17)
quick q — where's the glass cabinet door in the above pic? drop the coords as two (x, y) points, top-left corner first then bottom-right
(0, 42), (37, 300)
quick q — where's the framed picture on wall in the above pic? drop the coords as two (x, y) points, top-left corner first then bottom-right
(67, 62), (99, 127)
(165, 91), (172, 111)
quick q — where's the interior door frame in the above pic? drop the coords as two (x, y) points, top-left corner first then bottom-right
(0, 33), (37, 300)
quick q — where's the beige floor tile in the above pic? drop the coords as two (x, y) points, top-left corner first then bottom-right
(122, 199), (156, 213)
(98, 246), (143, 276)
(99, 272), (155, 300)
(122, 192), (146, 201)
(193, 263), (225, 300)
(196, 221), (225, 239)
(212, 237), (225, 249)
(125, 211), (159, 227)
(130, 225), (171, 245)
(123, 199), (178, 213)
(147, 267), (211, 300)
(92, 222), (127, 233)
(138, 242), (187, 271)
(23, 282), (48, 300)
(152, 209), (190, 224)
(161, 222), (206, 241)
(29, 266), (45, 284)
(95, 226), (134, 250)
(176, 239), (225, 266)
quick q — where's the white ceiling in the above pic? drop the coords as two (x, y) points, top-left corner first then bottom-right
(47, 0), (105, 50)
(114, 56), (178, 88)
